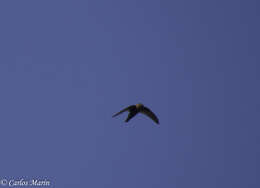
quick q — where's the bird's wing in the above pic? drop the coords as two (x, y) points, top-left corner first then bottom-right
(125, 111), (138, 122)
(112, 105), (135, 117)
(140, 107), (159, 124)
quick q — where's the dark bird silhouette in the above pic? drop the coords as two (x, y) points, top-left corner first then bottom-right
(112, 103), (159, 124)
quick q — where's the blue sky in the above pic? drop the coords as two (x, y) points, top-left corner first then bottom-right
(0, 0), (259, 187)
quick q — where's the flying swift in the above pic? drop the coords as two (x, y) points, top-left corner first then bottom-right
(112, 103), (159, 124)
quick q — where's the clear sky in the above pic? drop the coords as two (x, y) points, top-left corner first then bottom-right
(0, 0), (259, 187)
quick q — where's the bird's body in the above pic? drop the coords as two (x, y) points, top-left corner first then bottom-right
(112, 103), (159, 124)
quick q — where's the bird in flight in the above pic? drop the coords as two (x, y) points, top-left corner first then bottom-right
(112, 103), (159, 124)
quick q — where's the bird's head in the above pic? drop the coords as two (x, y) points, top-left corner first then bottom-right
(136, 103), (144, 108)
